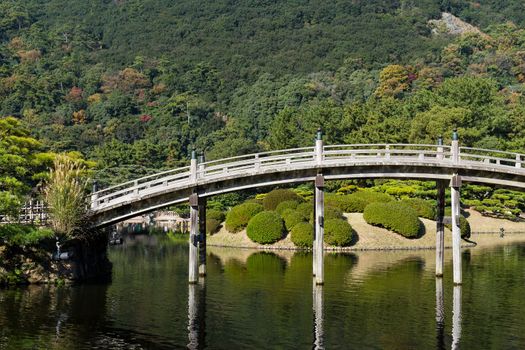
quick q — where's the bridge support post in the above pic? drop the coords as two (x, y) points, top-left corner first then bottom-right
(450, 174), (462, 285)
(189, 193), (199, 283)
(314, 174), (324, 285)
(198, 197), (207, 277)
(436, 180), (446, 277)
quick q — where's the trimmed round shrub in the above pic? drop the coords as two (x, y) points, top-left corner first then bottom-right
(363, 202), (421, 238)
(246, 211), (284, 244)
(282, 209), (307, 231)
(225, 202), (264, 233)
(207, 209), (225, 223)
(296, 201), (313, 219)
(276, 200), (299, 215)
(324, 219), (354, 246)
(326, 191), (393, 213)
(309, 206), (344, 222)
(263, 189), (303, 210)
(445, 216), (471, 239)
(291, 222), (314, 248)
(400, 198), (436, 220)
(206, 219), (221, 234)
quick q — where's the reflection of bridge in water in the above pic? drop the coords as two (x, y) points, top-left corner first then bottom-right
(89, 130), (525, 286)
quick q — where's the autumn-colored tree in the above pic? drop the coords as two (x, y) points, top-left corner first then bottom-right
(374, 65), (412, 98)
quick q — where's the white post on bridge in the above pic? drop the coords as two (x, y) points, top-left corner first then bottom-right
(435, 179), (446, 277)
(450, 173), (462, 285)
(437, 135), (444, 161)
(315, 127), (323, 166)
(190, 150), (198, 183)
(314, 173), (325, 285)
(198, 195), (207, 277)
(516, 154), (522, 169)
(189, 193), (199, 283)
(451, 129), (459, 164)
(90, 180), (98, 210)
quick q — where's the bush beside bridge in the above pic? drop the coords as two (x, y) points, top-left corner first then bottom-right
(225, 202), (264, 233)
(246, 211), (285, 244)
(363, 202), (421, 238)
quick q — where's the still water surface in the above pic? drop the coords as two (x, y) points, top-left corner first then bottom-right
(1, 234), (524, 349)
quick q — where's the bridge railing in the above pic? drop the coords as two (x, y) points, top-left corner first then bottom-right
(199, 147), (315, 179)
(459, 147), (523, 169)
(323, 144), (452, 162)
(90, 143), (525, 211)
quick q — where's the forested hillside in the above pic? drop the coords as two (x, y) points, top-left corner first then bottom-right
(1, 0), (525, 186)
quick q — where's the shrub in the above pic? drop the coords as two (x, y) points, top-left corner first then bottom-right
(291, 222), (314, 248)
(400, 198), (436, 220)
(309, 206), (344, 222)
(324, 219), (354, 246)
(363, 202), (421, 238)
(207, 209), (225, 222)
(206, 219), (221, 235)
(445, 216), (471, 239)
(225, 202), (264, 233)
(282, 209), (307, 231)
(0, 224), (54, 246)
(263, 189), (303, 210)
(326, 191), (393, 213)
(296, 201), (313, 219)
(276, 200), (299, 215)
(246, 211), (284, 244)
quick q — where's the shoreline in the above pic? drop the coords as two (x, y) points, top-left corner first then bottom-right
(207, 209), (525, 252)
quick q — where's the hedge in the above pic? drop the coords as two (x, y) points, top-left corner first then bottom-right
(400, 198), (436, 220)
(0, 224), (54, 246)
(225, 202), (264, 233)
(207, 209), (225, 223)
(324, 219), (354, 246)
(276, 200), (299, 215)
(309, 206), (344, 222)
(326, 191), (393, 213)
(246, 211), (284, 244)
(282, 209), (307, 231)
(290, 222), (314, 248)
(206, 219), (221, 235)
(263, 189), (303, 210)
(296, 202), (313, 219)
(363, 202), (421, 238)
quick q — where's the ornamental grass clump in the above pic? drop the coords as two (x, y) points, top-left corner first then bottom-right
(44, 155), (89, 238)
(324, 219), (354, 246)
(262, 189), (303, 210)
(246, 211), (284, 244)
(225, 202), (264, 233)
(363, 202), (421, 238)
(291, 222), (314, 248)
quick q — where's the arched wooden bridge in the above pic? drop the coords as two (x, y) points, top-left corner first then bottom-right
(90, 142), (524, 227)
(89, 136), (524, 286)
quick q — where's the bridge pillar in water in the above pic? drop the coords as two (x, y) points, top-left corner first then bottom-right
(314, 174), (325, 285)
(189, 193), (199, 283)
(198, 196), (207, 277)
(435, 180), (446, 277)
(450, 174), (462, 285)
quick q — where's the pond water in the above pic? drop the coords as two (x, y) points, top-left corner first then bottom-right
(1, 234), (524, 349)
